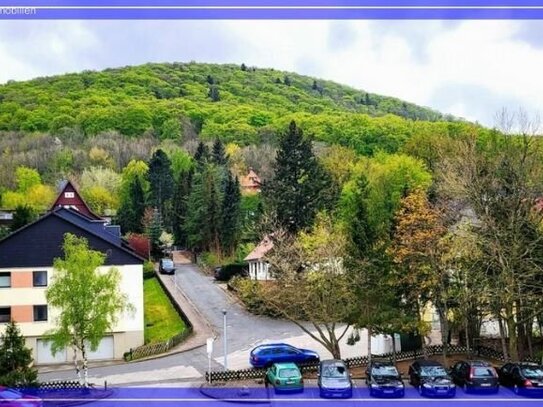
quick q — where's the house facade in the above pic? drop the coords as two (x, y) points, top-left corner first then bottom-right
(240, 169), (262, 194)
(244, 236), (273, 280)
(0, 207), (144, 364)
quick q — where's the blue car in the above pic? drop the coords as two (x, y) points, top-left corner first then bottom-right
(318, 359), (353, 398)
(249, 343), (319, 368)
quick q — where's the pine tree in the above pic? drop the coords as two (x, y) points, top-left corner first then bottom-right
(206, 75), (214, 85)
(312, 80), (318, 90)
(172, 169), (192, 247)
(264, 121), (336, 233)
(147, 208), (163, 258)
(11, 205), (37, 232)
(221, 173), (242, 255)
(211, 138), (228, 166)
(194, 141), (209, 165)
(147, 149), (174, 217)
(283, 75), (291, 86)
(241, 63), (247, 71)
(208, 85), (220, 102)
(117, 177), (145, 234)
(0, 321), (38, 387)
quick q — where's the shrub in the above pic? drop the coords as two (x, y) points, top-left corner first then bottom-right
(215, 262), (248, 282)
(230, 276), (281, 317)
(143, 260), (155, 280)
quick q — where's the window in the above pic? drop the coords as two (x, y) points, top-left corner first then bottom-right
(0, 272), (10, 288)
(64, 192), (74, 198)
(0, 307), (10, 323)
(33, 305), (48, 322)
(33, 271), (47, 287)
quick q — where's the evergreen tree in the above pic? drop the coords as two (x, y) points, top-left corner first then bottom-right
(147, 149), (174, 217)
(0, 321), (38, 387)
(117, 177), (145, 234)
(185, 165), (222, 253)
(11, 205), (37, 232)
(283, 75), (291, 86)
(264, 121), (336, 233)
(275, 78), (282, 84)
(147, 208), (163, 258)
(220, 173), (242, 255)
(211, 138), (228, 166)
(172, 169), (192, 247)
(312, 80), (318, 90)
(241, 63), (247, 71)
(208, 85), (220, 102)
(206, 75), (214, 85)
(194, 141), (210, 165)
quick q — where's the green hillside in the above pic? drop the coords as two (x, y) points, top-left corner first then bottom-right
(0, 62), (467, 155)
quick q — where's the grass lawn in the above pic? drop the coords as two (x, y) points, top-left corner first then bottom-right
(143, 277), (186, 344)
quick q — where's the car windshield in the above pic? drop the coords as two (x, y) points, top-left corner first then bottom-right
(162, 260), (174, 267)
(0, 390), (22, 399)
(473, 367), (495, 377)
(279, 368), (300, 378)
(372, 366), (399, 377)
(521, 367), (543, 379)
(420, 366), (448, 377)
(322, 364), (348, 378)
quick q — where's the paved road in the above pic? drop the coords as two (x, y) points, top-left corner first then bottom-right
(39, 263), (305, 385)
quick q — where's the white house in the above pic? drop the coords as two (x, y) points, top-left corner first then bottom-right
(244, 236), (274, 280)
(0, 204), (145, 364)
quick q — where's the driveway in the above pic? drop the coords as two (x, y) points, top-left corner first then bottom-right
(38, 263), (306, 385)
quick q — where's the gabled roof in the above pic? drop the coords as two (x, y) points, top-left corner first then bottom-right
(51, 180), (102, 220)
(244, 235), (273, 261)
(0, 207), (144, 268)
(240, 168), (262, 191)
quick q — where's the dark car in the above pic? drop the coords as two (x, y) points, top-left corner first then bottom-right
(409, 360), (456, 398)
(450, 360), (499, 394)
(318, 359), (353, 398)
(159, 258), (176, 275)
(498, 362), (543, 396)
(249, 343), (319, 368)
(366, 360), (405, 398)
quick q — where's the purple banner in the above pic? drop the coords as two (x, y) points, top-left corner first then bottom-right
(2, 6), (543, 19)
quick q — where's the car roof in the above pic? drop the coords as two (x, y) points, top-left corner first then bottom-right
(274, 362), (299, 369)
(254, 343), (295, 350)
(415, 359), (443, 366)
(320, 359), (346, 366)
(466, 360), (492, 367)
(370, 360), (395, 367)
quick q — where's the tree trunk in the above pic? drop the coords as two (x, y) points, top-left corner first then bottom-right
(498, 314), (509, 361)
(81, 342), (89, 388)
(72, 345), (81, 384)
(438, 305), (449, 366)
(331, 340), (341, 360)
(526, 321), (534, 359)
(391, 334), (397, 365)
(367, 327), (372, 366)
(465, 317), (470, 357)
(505, 305), (519, 362)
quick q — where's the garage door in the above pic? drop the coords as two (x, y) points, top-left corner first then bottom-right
(36, 339), (67, 364)
(86, 336), (114, 360)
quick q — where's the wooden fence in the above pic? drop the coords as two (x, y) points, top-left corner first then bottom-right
(124, 327), (192, 361)
(205, 344), (535, 383)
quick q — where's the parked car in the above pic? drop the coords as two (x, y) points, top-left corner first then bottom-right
(450, 360), (499, 393)
(250, 343), (319, 368)
(317, 359), (353, 398)
(159, 258), (176, 275)
(366, 360), (405, 398)
(265, 363), (304, 393)
(408, 360), (456, 398)
(0, 387), (42, 407)
(498, 362), (543, 396)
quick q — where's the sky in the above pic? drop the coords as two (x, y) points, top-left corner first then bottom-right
(1, 19), (543, 127)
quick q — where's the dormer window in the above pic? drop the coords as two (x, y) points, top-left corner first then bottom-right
(64, 192), (75, 198)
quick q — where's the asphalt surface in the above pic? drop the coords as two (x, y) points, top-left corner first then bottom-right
(39, 263), (303, 385)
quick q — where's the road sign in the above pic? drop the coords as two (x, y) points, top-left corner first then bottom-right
(206, 337), (214, 355)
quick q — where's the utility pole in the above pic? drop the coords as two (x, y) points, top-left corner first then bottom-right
(222, 309), (228, 371)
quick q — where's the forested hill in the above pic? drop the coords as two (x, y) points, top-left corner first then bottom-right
(0, 62), (464, 154)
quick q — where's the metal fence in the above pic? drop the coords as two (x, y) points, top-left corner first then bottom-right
(205, 343), (534, 383)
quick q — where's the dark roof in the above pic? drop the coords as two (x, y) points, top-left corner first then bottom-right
(415, 359), (444, 366)
(466, 360), (492, 367)
(0, 208), (144, 268)
(51, 180), (102, 220)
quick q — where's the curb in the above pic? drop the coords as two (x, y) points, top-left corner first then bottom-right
(199, 383), (271, 405)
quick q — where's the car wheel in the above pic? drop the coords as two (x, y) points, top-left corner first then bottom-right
(463, 383), (469, 394)
(418, 385), (424, 396)
(514, 384), (519, 395)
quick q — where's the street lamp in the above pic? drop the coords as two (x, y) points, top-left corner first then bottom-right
(222, 309), (228, 371)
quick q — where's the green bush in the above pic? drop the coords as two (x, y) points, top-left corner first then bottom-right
(143, 260), (155, 279)
(198, 251), (223, 272)
(230, 276), (281, 318)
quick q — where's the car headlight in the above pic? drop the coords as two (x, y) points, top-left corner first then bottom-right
(396, 383), (404, 388)
(423, 383), (432, 388)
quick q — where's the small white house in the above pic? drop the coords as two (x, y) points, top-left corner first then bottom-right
(244, 236), (274, 280)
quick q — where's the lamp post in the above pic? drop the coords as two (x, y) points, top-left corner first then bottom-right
(222, 309), (228, 371)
